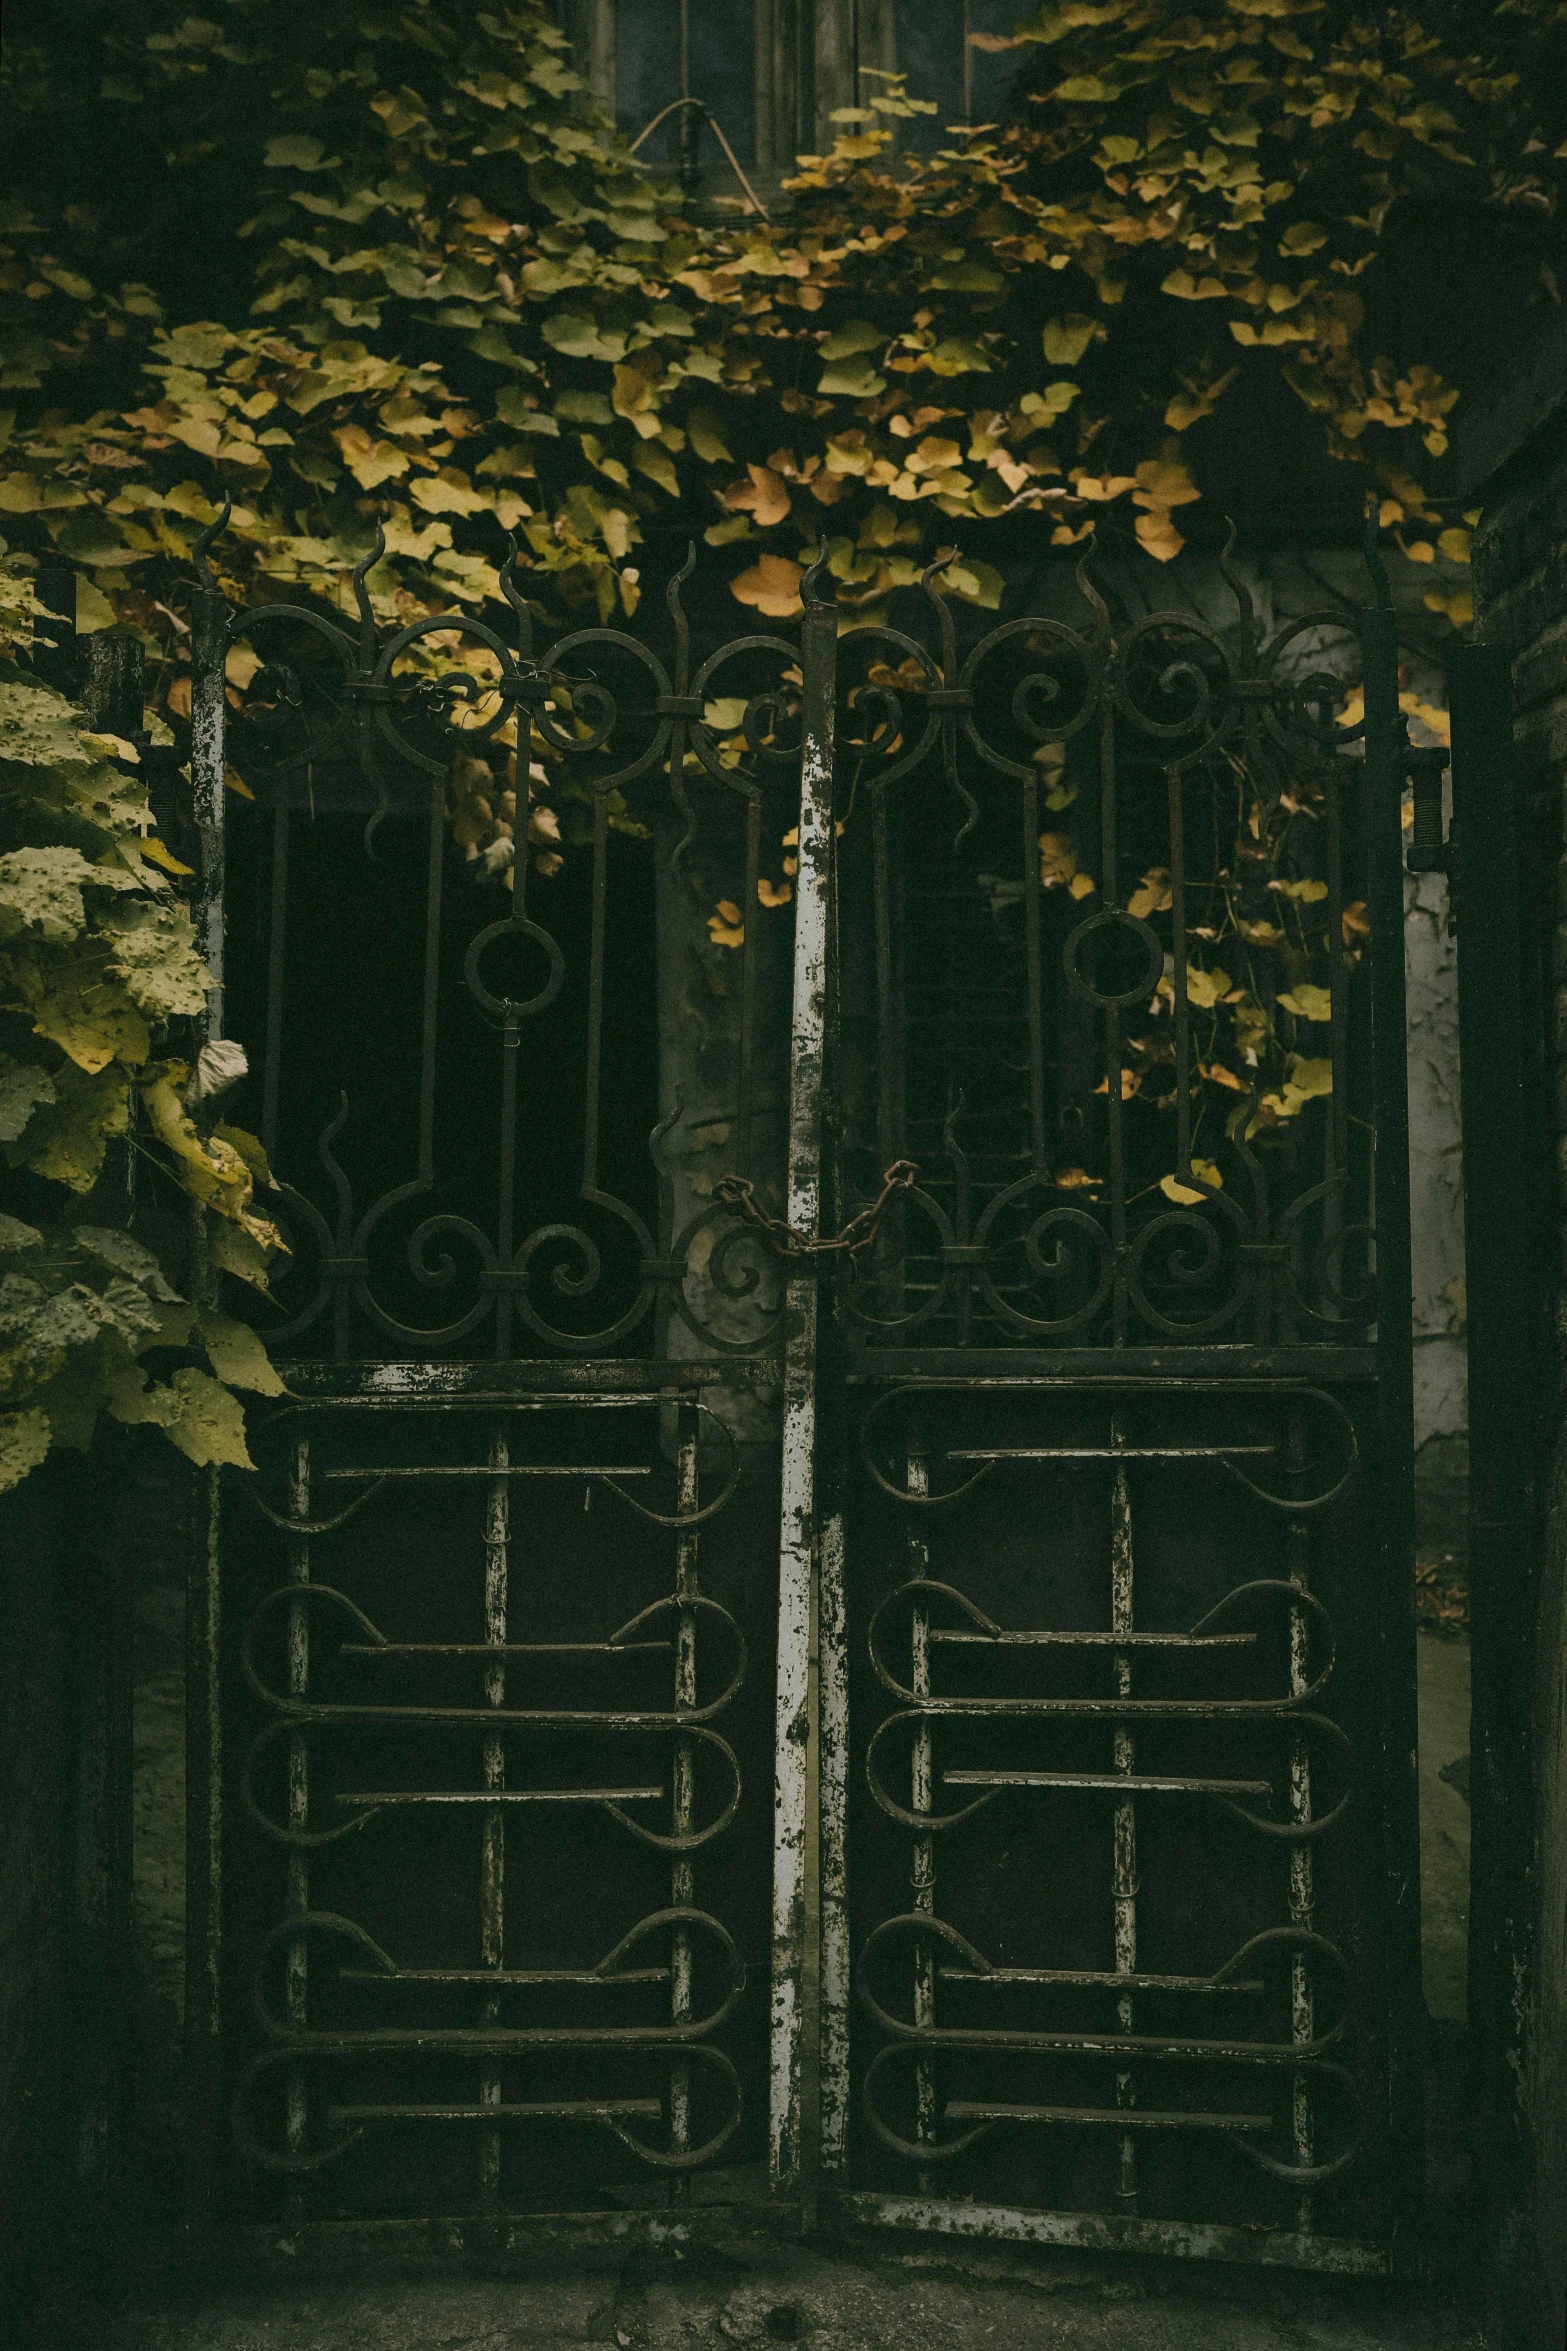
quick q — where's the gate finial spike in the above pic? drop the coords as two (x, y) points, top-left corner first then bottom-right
(499, 532), (535, 662)
(801, 537), (835, 608)
(191, 491), (232, 593)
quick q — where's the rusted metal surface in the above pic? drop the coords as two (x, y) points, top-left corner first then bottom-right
(220, 1391), (755, 2206)
(815, 550), (1417, 2266)
(184, 523), (1418, 2267)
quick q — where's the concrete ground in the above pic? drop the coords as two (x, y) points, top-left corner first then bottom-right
(23, 2237), (1487, 2351)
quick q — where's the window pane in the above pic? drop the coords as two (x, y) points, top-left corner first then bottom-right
(617, 0), (757, 176)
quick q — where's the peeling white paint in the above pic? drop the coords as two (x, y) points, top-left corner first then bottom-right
(769, 598), (837, 2197)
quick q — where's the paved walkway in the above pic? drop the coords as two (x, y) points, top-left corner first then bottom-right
(21, 2238), (1486, 2351)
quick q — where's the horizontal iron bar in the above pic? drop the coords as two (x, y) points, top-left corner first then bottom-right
(340, 1966), (669, 1988)
(943, 2103), (1270, 2131)
(325, 2099), (663, 2124)
(320, 1464), (653, 1481)
(942, 1770), (1273, 1796)
(330, 1787), (664, 1806)
(932, 1630), (1254, 1649)
(824, 2193), (1390, 2275)
(277, 1362), (773, 1401)
(939, 1968), (1263, 1994)
(341, 1643), (671, 1658)
(945, 1444), (1276, 1463)
(847, 1352), (1375, 1382)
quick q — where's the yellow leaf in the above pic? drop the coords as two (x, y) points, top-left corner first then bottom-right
(1161, 1158), (1223, 1206)
(1133, 458), (1200, 509)
(1160, 268), (1228, 301)
(1054, 1166), (1097, 1190)
(1278, 222), (1327, 255)
(1038, 830), (1078, 888)
(1128, 868), (1172, 919)
(730, 554), (803, 618)
(703, 697), (749, 731)
(1285, 1054), (1333, 1100)
(757, 877), (793, 908)
(138, 837), (194, 878)
(1185, 964), (1231, 1009)
(1437, 527), (1471, 563)
(1094, 1068), (1142, 1101)
(1135, 510), (1185, 562)
(1042, 314), (1101, 364)
(1278, 984), (1332, 1021)
(1199, 1060), (1248, 1092)
(708, 900), (745, 948)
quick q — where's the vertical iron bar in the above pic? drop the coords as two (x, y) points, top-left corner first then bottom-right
(581, 791), (609, 1193)
(479, 1423), (509, 2211)
(769, 568), (838, 2202)
(190, 582), (228, 1047)
(818, 1504), (851, 2179)
(907, 1436), (936, 2191)
(1362, 589), (1424, 2256)
(1109, 1419), (1137, 2211)
(1100, 706), (1127, 1343)
(669, 1401), (700, 2203)
(1023, 772), (1047, 1173)
(738, 792), (763, 1179)
(185, 1459), (223, 2230)
(1286, 1405), (1316, 2236)
(261, 801), (290, 1166)
(285, 1437), (311, 2219)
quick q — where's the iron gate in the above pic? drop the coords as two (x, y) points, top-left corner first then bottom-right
(182, 514), (1420, 2271)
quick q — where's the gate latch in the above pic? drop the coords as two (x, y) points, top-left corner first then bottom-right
(713, 1159), (917, 1263)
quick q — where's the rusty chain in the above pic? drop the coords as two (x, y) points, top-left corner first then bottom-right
(711, 1159), (918, 1263)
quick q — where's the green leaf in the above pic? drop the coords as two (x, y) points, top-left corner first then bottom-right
(8, 1061), (129, 1191)
(818, 319), (884, 362)
(206, 1214), (276, 1293)
(162, 1365), (255, 1470)
(0, 1408), (50, 1493)
(264, 133), (331, 171)
(196, 1308), (285, 1396)
(100, 900), (209, 1019)
(494, 387), (559, 433)
(817, 358), (887, 398)
(0, 846), (97, 945)
(541, 312), (628, 362)
(73, 1224), (179, 1301)
(10, 944), (151, 1074)
(213, 1124), (275, 1190)
(0, 1056), (55, 1144)
(1043, 315), (1101, 365)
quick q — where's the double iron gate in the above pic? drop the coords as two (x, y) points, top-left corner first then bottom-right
(178, 516), (1431, 2269)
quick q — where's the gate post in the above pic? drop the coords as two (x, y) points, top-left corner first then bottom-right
(769, 554), (837, 2204)
(1362, 560), (1426, 2258)
(1449, 643), (1550, 2336)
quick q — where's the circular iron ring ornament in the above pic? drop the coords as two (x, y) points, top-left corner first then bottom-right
(1062, 909), (1166, 1011)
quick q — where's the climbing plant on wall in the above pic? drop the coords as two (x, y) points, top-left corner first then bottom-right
(0, 0), (1563, 1481)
